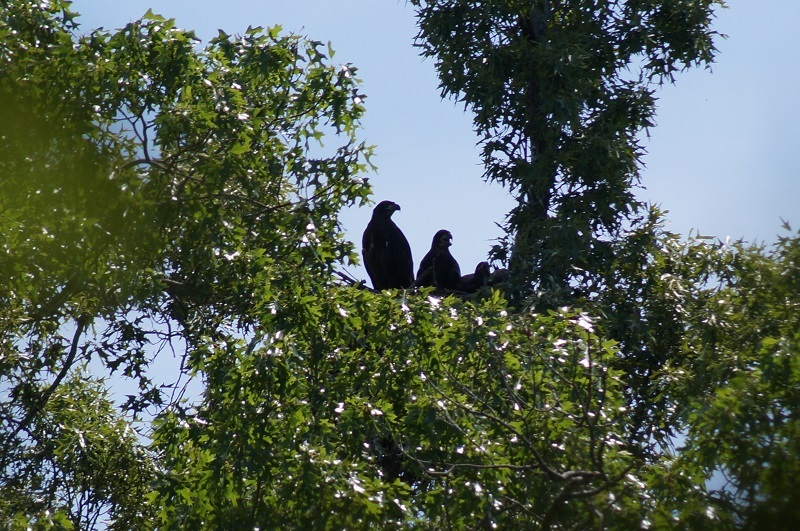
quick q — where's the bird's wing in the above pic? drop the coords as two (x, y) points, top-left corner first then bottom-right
(394, 224), (414, 286)
(362, 224), (381, 288)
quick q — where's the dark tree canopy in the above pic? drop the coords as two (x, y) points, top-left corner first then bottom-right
(408, 0), (728, 467)
(361, 200), (415, 290)
(415, 229), (461, 290)
(410, 0), (724, 303)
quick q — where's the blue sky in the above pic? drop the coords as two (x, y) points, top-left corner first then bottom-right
(72, 0), (800, 281)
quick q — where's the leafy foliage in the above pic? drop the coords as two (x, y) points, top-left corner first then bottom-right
(677, 224), (800, 527)
(1, 371), (156, 529)
(1, 1), (797, 530)
(407, 0), (733, 463)
(2, 0), (370, 525)
(149, 289), (641, 528)
(409, 0), (724, 302)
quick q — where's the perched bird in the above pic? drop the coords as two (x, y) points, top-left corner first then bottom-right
(489, 267), (510, 286)
(362, 200), (414, 290)
(458, 261), (491, 293)
(415, 229), (461, 290)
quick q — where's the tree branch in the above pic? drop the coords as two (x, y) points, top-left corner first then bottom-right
(1, 315), (89, 469)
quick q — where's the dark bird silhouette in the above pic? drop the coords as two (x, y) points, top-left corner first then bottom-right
(362, 200), (414, 290)
(489, 267), (509, 287)
(415, 229), (461, 290)
(458, 261), (491, 293)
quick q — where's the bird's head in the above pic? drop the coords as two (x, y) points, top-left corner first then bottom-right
(475, 261), (491, 277)
(432, 229), (453, 249)
(372, 200), (401, 220)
